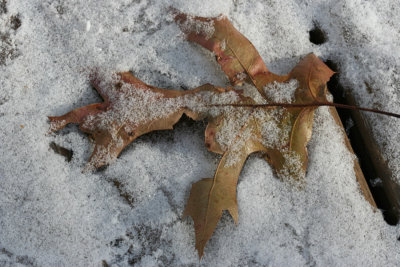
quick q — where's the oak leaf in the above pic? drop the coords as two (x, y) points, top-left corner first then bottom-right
(49, 12), (334, 259)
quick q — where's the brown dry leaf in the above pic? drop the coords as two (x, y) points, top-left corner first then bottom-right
(49, 12), (334, 260)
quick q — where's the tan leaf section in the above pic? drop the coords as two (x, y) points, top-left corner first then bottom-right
(184, 118), (266, 258)
(289, 53), (335, 103)
(282, 53), (336, 179)
(174, 11), (284, 98)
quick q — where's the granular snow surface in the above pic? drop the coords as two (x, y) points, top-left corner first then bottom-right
(1, 0), (400, 266)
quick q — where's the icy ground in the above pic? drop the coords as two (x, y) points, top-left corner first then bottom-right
(1, 0), (400, 266)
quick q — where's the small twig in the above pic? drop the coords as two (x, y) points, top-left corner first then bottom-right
(208, 102), (400, 119)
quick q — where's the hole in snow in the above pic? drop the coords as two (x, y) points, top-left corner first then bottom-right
(309, 24), (326, 45)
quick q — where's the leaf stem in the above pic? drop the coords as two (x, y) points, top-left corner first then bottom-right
(209, 102), (400, 119)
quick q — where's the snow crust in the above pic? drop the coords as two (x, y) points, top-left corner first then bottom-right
(1, 0), (400, 266)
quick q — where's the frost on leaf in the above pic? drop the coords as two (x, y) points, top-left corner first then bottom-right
(49, 12), (334, 259)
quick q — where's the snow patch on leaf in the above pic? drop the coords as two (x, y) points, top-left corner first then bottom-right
(264, 79), (298, 103)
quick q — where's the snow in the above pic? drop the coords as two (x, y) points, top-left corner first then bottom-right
(177, 14), (215, 40)
(1, 0), (400, 266)
(264, 79), (298, 103)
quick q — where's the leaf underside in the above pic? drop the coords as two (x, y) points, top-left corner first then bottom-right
(49, 11), (334, 259)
